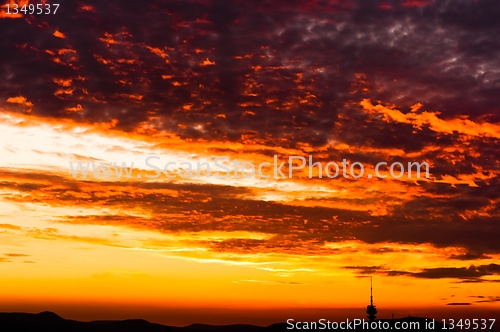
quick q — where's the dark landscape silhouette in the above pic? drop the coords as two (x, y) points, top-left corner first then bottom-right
(0, 311), (463, 332)
(0, 281), (463, 331)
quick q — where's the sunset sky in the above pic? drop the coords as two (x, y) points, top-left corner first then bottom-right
(1, 0), (500, 326)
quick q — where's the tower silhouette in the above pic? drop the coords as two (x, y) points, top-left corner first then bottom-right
(366, 276), (377, 322)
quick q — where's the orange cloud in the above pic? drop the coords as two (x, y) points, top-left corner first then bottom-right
(360, 99), (500, 139)
(0, 223), (22, 230)
(66, 104), (84, 112)
(6, 96), (32, 106)
(147, 46), (169, 59)
(201, 58), (215, 66)
(4, 253), (29, 257)
(6, 95), (33, 107)
(53, 78), (72, 87)
(53, 30), (66, 39)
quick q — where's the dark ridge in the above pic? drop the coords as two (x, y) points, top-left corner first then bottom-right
(0, 311), (460, 332)
(37, 311), (64, 320)
(183, 323), (264, 331)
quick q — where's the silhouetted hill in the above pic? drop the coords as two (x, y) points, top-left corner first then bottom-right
(183, 323), (260, 331)
(0, 312), (460, 331)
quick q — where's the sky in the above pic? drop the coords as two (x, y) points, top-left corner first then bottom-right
(1, 0), (500, 326)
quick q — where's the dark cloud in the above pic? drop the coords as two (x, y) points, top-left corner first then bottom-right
(344, 264), (500, 281)
(1, 0), (499, 148)
(457, 279), (500, 284)
(471, 296), (500, 303)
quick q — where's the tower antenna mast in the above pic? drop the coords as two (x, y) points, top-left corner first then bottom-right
(366, 276), (377, 322)
(370, 276), (373, 306)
